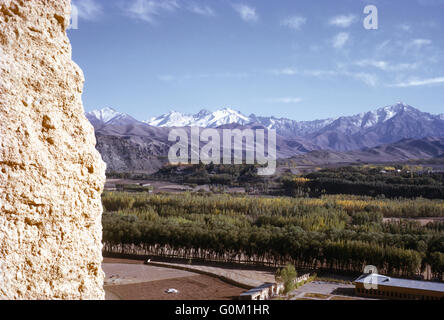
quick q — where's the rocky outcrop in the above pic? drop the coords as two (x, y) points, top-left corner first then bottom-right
(0, 0), (106, 299)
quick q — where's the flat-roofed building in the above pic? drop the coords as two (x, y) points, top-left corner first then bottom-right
(354, 273), (444, 300)
(239, 283), (284, 300)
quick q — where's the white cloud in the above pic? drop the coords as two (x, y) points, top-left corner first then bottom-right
(402, 39), (433, 55)
(391, 77), (444, 87)
(187, 3), (215, 17)
(271, 67), (377, 86)
(356, 60), (389, 70)
(72, 0), (103, 21)
(355, 60), (418, 71)
(376, 39), (435, 59)
(272, 68), (298, 76)
(304, 70), (338, 77)
(281, 16), (307, 30)
(186, 72), (249, 79)
(233, 4), (258, 22)
(159, 72), (249, 81)
(410, 38), (432, 47)
(125, 0), (180, 24)
(332, 32), (350, 49)
(269, 97), (302, 104)
(308, 69), (377, 86)
(403, 38), (432, 53)
(329, 14), (357, 28)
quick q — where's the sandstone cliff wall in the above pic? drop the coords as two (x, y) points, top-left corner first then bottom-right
(0, 0), (106, 299)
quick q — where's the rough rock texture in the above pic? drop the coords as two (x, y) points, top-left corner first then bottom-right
(0, 0), (106, 299)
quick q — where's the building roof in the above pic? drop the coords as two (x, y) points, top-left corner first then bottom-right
(240, 283), (275, 296)
(354, 274), (444, 293)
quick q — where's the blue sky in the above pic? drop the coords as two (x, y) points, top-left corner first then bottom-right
(68, 0), (444, 121)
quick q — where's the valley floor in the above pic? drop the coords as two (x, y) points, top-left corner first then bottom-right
(102, 258), (374, 301)
(102, 258), (244, 300)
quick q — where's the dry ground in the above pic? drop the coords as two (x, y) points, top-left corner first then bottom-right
(102, 258), (245, 300)
(102, 258), (371, 301)
(146, 261), (276, 288)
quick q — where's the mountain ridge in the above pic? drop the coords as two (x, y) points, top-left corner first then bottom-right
(288, 136), (444, 166)
(85, 103), (444, 173)
(86, 103), (444, 152)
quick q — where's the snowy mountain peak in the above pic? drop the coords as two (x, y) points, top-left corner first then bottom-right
(85, 107), (139, 126)
(395, 101), (408, 107)
(348, 103), (425, 129)
(87, 107), (123, 123)
(146, 108), (250, 128)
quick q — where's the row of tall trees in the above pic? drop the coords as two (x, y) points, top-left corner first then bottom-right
(102, 192), (444, 280)
(103, 192), (444, 218)
(289, 166), (444, 200)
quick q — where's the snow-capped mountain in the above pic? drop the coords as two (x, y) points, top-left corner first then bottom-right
(87, 103), (444, 152)
(87, 107), (123, 123)
(146, 108), (250, 128)
(144, 103), (444, 151)
(86, 107), (138, 127)
(338, 103), (435, 130)
(249, 115), (335, 137)
(146, 107), (336, 136)
(85, 103), (444, 172)
(309, 103), (444, 151)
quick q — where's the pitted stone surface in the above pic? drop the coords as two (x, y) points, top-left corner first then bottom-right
(0, 0), (106, 299)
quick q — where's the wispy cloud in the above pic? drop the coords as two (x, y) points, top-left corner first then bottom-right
(375, 40), (392, 55)
(281, 16), (307, 30)
(308, 70), (377, 86)
(343, 72), (378, 87)
(329, 14), (357, 28)
(375, 38), (436, 59)
(125, 0), (180, 24)
(332, 32), (350, 49)
(268, 97), (303, 104)
(271, 67), (377, 86)
(391, 77), (444, 87)
(354, 60), (418, 71)
(272, 68), (336, 78)
(72, 0), (103, 21)
(408, 38), (432, 48)
(232, 4), (258, 22)
(271, 68), (298, 76)
(303, 70), (338, 77)
(402, 38), (433, 54)
(187, 3), (215, 17)
(355, 60), (389, 70)
(159, 72), (249, 81)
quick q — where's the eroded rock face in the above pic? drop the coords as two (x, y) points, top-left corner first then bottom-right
(0, 0), (106, 299)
